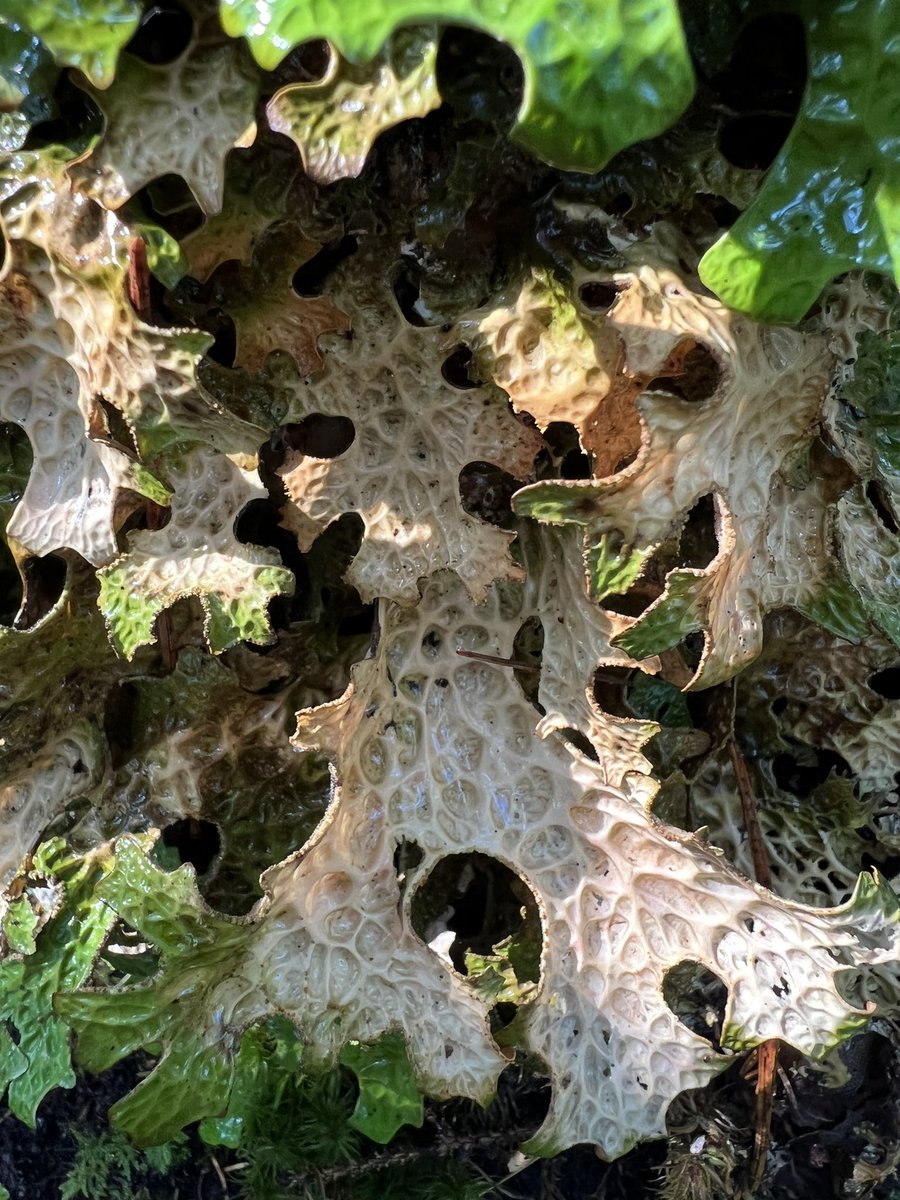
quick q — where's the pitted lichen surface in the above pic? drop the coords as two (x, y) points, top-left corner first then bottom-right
(277, 250), (544, 604)
(2, 0), (900, 1178)
(55, 574), (900, 1157)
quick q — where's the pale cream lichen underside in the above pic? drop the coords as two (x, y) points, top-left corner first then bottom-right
(68, 0), (259, 215)
(229, 572), (900, 1160)
(277, 252), (543, 604)
(98, 448), (294, 658)
(268, 28), (440, 185)
(0, 150), (245, 568)
(506, 231), (855, 687)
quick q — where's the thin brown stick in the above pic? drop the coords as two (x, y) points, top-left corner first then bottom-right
(127, 235), (152, 321)
(728, 740), (772, 890)
(751, 1039), (779, 1190)
(455, 648), (539, 672)
(728, 738), (777, 1190)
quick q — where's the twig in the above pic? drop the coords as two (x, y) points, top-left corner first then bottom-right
(751, 1040), (779, 1191)
(455, 649), (539, 673)
(728, 738), (777, 1191)
(127, 235), (152, 321)
(728, 740), (772, 890)
(288, 1122), (540, 1189)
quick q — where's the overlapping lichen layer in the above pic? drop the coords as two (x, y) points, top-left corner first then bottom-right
(0, 0), (899, 1171)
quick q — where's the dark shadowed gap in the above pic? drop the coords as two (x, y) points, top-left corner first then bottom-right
(436, 27), (524, 125)
(275, 415), (356, 459)
(124, 2), (194, 64)
(678, 493), (718, 569)
(393, 838), (425, 901)
(458, 462), (519, 528)
(512, 616), (544, 711)
(647, 344), (721, 404)
(103, 681), (141, 770)
(869, 667), (900, 700)
(441, 345), (483, 389)
(593, 665), (635, 719)
(23, 73), (102, 150)
(205, 314), (237, 368)
(557, 727), (598, 761)
(392, 260), (429, 326)
(292, 235), (358, 298)
(663, 960), (728, 1050)
(543, 421), (591, 479)
(15, 554), (67, 629)
(410, 852), (542, 978)
(160, 817), (221, 875)
(234, 496), (307, 629)
(272, 38), (332, 86)
(719, 115), (795, 171)
(578, 281), (622, 312)
(134, 175), (205, 242)
(866, 479), (899, 534)
(701, 193), (742, 228)
(771, 744), (852, 799)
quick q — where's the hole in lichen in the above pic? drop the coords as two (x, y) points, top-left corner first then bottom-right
(557, 727), (598, 762)
(866, 480), (899, 534)
(543, 421), (590, 479)
(561, 447), (591, 479)
(104, 681), (141, 770)
(436, 27), (524, 125)
(392, 260), (429, 326)
(771, 696), (788, 717)
(719, 114), (795, 171)
(393, 838), (424, 900)
(593, 666), (634, 719)
(441, 345), (482, 389)
(336, 598), (377, 639)
(578, 281), (623, 311)
(663, 960), (728, 1050)
(292, 235), (358, 297)
(273, 38), (332, 85)
(24, 73), (103, 151)
(771, 744), (853, 799)
(160, 817), (221, 875)
(202, 751), (332, 916)
(678, 633), (705, 675)
(702, 194), (742, 229)
(205, 314), (237, 368)
(293, 512), (372, 632)
(136, 174), (205, 240)
(678, 494), (718, 570)
(648, 345), (721, 405)
(97, 399), (138, 456)
(125, 1), (194, 65)
(869, 667), (900, 700)
(458, 462), (519, 528)
(15, 553), (67, 630)
(99, 918), (161, 985)
(677, 345), (722, 403)
(512, 616), (544, 711)
(410, 852), (542, 980)
(772, 975), (790, 999)
(279, 415), (356, 459)
(605, 192), (633, 216)
(234, 496), (305, 628)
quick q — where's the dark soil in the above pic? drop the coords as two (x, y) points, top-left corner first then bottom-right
(4, 1031), (900, 1199)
